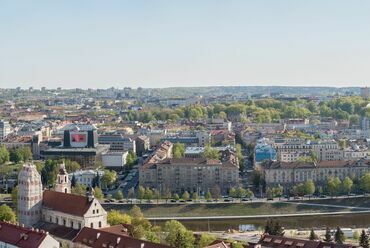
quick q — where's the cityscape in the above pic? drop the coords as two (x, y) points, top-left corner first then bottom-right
(2, 1), (370, 248)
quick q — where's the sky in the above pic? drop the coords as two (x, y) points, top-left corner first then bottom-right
(1, 1), (370, 89)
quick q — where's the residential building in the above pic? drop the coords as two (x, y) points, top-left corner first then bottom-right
(102, 151), (128, 168)
(0, 221), (59, 248)
(69, 170), (105, 188)
(136, 135), (150, 156)
(139, 141), (239, 194)
(0, 120), (11, 140)
(262, 159), (370, 189)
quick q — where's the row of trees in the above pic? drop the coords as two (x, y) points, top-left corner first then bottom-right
(121, 96), (370, 124)
(0, 145), (32, 164)
(107, 205), (244, 248)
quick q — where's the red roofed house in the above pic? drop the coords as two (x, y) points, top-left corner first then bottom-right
(0, 221), (59, 248)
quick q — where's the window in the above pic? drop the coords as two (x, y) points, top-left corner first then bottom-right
(93, 210), (95, 214)
(91, 223), (94, 228)
(99, 221), (102, 228)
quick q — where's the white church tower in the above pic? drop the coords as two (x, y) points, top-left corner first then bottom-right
(55, 161), (71, 193)
(18, 163), (43, 227)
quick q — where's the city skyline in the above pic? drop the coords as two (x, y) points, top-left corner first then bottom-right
(1, 1), (370, 88)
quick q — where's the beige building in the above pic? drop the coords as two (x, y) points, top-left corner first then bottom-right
(262, 159), (370, 188)
(139, 141), (239, 194)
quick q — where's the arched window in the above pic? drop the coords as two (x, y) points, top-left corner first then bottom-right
(90, 223), (94, 228)
(99, 221), (102, 228)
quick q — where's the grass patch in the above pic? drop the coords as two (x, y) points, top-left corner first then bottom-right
(298, 197), (370, 208)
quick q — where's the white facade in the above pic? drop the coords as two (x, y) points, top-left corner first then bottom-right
(55, 163), (71, 194)
(102, 151), (128, 168)
(0, 120), (11, 141)
(70, 170), (105, 187)
(18, 163), (43, 227)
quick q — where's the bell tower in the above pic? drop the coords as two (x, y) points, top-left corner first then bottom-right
(55, 161), (71, 193)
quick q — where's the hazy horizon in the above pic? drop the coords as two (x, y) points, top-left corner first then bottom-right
(1, 1), (370, 89)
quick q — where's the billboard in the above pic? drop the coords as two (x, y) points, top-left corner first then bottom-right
(70, 132), (88, 147)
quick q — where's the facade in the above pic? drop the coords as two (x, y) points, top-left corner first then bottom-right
(254, 142), (277, 164)
(102, 151), (128, 168)
(136, 135), (150, 156)
(18, 163), (43, 227)
(139, 142), (239, 194)
(0, 120), (11, 140)
(98, 134), (136, 153)
(0, 221), (59, 248)
(55, 162), (71, 193)
(262, 159), (370, 189)
(69, 170), (105, 188)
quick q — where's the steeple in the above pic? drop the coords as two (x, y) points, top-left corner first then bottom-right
(55, 161), (71, 193)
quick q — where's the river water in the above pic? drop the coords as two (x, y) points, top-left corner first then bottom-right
(150, 213), (370, 232)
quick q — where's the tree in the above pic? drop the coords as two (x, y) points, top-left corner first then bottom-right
(266, 188), (273, 199)
(9, 148), (23, 163)
(164, 220), (195, 248)
(324, 227), (333, 242)
(205, 190), (212, 201)
(361, 173), (370, 193)
(101, 170), (117, 190)
(202, 145), (220, 160)
(71, 174), (77, 187)
(41, 159), (59, 187)
(245, 189), (254, 199)
(229, 187), (237, 198)
(232, 243), (244, 248)
(138, 186), (145, 203)
(173, 193), (180, 201)
(192, 192), (199, 202)
(11, 186), (18, 208)
(94, 187), (104, 200)
(107, 210), (132, 225)
(236, 186), (247, 200)
(272, 185), (283, 199)
(173, 143), (185, 158)
(211, 185), (221, 201)
(21, 147), (32, 161)
(182, 191), (190, 201)
(327, 177), (341, 197)
(126, 151), (137, 168)
(198, 233), (216, 248)
(71, 183), (86, 196)
(0, 204), (16, 222)
(65, 160), (80, 173)
(264, 219), (284, 236)
(342, 177), (353, 195)
(309, 228), (318, 240)
(334, 227), (345, 244)
(127, 187), (135, 202)
(144, 187), (153, 202)
(0, 145), (9, 164)
(304, 180), (315, 195)
(162, 187), (171, 203)
(360, 230), (369, 248)
(114, 190), (124, 200)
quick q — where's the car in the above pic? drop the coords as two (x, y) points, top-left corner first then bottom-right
(170, 199), (177, 202)
(104, 200), (110, 203)
(267, 198), (273, 201)
(319, 195), (327, 198)
(118, 200), (124, 203)
(224, 199), (232, 202)
(109, 199), (115, 202)
(186, 199), (193, 202)
(241, 198), (250, 202)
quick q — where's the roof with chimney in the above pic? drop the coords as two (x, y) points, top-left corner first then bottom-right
(43, 190), (93, 216)
(73, 227), (172, 248)
(258, 235), (355, 248)
(0, 221), (49, 248)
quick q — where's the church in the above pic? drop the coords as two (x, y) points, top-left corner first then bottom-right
(17, 162), (108, 230)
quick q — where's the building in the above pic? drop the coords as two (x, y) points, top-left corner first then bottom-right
(0, 120), (11, 140)
(41, 126), (109, 167)
(102, 151), (128, 168)
(69, 170), (105, 188)
(73, 226), (171, 248)
(139, 141), (239, 194)
(98, 134), (136, 153)
(18, 163), (108, 231)
(255, 234), (354, 248)
(254, 141), (277, 166)
(262, 159), (370, 189)
(0, 221), (59, 248)
(55, 162), (71, 193)
(136, 135), (150, 156)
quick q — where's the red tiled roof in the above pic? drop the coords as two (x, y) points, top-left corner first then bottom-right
(73, 227), (172, 248)
(43, 190), (92, 217)
(259, 235), (355, 248)
(0, 221), (47, 248)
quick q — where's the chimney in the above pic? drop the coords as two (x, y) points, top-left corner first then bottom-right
(141, 244), (145, 248)
(97, 232), (101, 239)
(117, 237), (121, 244)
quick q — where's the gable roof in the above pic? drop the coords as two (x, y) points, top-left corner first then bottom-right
(73, 227), (172, 248)
(259, 235), (355, 248)
(0, 221), (48, 248)
(43, 190), (93, 216)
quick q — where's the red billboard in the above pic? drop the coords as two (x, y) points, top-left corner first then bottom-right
(71, 133), (87, 143)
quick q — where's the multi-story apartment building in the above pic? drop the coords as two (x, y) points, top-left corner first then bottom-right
(0, 120), (11, 140)
(262, 159), (370, 189)
(139, 141), (239, 194)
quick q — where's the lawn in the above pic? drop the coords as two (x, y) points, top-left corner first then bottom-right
(104, 202), (353, 218)
(298, 196), (370, 208)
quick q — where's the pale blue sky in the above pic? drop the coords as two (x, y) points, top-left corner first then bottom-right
(1, 1), (370, 89)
